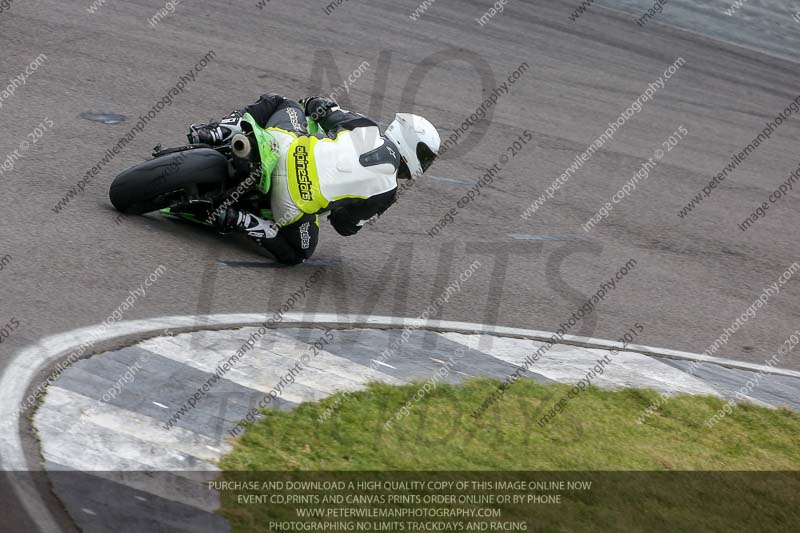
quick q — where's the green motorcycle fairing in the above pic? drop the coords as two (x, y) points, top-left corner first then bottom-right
(306, 115), (320, 134)
(241, 112), (281, 195)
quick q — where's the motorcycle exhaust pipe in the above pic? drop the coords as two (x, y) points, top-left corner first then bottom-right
(231, 133), (256, 178)
(231, 133), (253, 160)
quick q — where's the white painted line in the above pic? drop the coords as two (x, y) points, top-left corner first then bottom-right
(371, 359), (397, 370)
(81, 508), (96, 516)
(430, 175), (472, 186)
(314, 314), (800, 378)
(438, 332), (721, 397)
(139, 329), (402, 404)
(36, 387), (231, 465)
(509, 234), (577, 241)
(152, 402), (169, 409)
(0, 314), (263, 533)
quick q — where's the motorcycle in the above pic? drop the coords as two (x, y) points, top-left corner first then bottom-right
(109, 113), (314, 225)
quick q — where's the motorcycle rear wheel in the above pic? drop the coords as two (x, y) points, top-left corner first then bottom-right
(109, 148), (228, 214)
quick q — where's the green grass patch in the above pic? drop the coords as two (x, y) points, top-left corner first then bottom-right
(218, 380), (800, 532)
(222, 379), (800, 471)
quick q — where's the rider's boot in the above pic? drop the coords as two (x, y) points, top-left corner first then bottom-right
(187, 110), (243, 146)
(215, 207), (279, 240)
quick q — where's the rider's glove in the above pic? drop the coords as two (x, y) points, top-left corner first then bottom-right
(301, 96), (337, 120)
(328, 209), (362, 236)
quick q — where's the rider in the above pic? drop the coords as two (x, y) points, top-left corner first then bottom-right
(187, 94), (441, 265)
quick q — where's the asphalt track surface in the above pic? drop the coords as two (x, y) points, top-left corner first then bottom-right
(1, 0), (799, 530)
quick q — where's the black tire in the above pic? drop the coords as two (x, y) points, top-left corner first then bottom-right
(109, 148), (228, 214)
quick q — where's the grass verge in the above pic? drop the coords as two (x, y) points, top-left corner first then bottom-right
(218, 380), (800, 532)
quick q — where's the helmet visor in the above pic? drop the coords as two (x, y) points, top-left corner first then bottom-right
(416, 142), (437, 173)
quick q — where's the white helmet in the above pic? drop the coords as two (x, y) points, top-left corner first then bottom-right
(384, 113), (441, 179)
